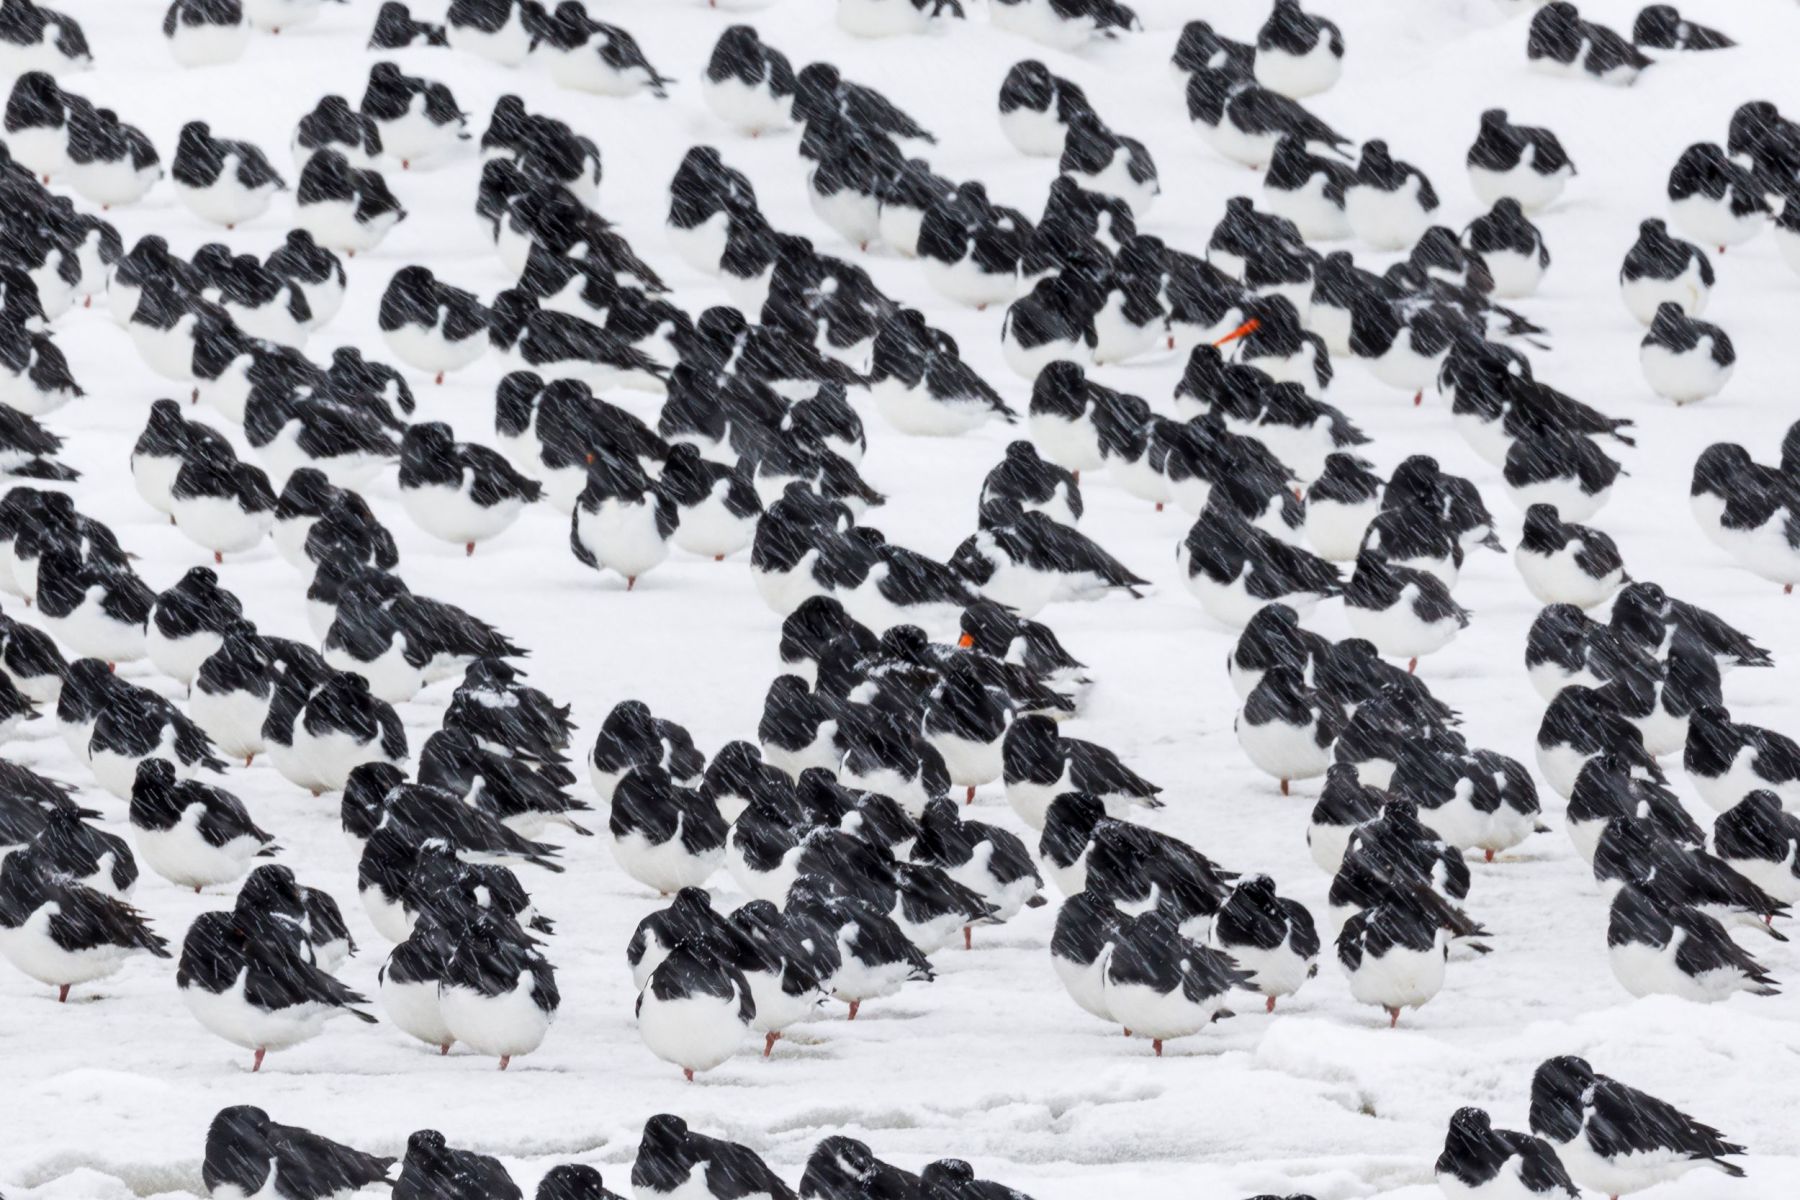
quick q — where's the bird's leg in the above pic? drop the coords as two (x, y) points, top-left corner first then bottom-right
(440, 1042), (451, 1055)
(847, 1000), (860, 1020)
(499, 1056), (510, 1070)
(1413, 391), (1422, 407)
(57, 984), (69, 1003)
(683, 1068), (695, 1081)
(1122, 1028), (1131, 1037)
(214, 551), (223, 565)
(1484, 849), (1495, 863)
(963, 926), (972, 951)
(1407, 658), (1418, 674)
(465, 542), (475, 557)
(627, 577), (637, 591)
(253, 1048), (265, 1071)
(1387, 1007), (1400, 1029)
(965, 786), (975, 804)
(1154, 502), (1163, 512)
(1152, 1039), (1163, 1057)
(434, 371), (444, 385)
(764, 1032), (780, 1057)
(1265, 995), (1276, 1013)
(1280, 778), (1289, 796)
(714, 555), (723, 562)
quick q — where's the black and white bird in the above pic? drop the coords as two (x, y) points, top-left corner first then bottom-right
(1667, 141), (1768, 251)
(588, 699), (704, 805)
(1607, 884), (1779, 1003)
(635, 942), (752, 1080)
(1208, 874), (1319, 1011)
(1634, 4), (1734, 50)
(1185, 67), (1348, 170)
(379, 265), (490, 384)
(1181, 504), (1341, 629)
(1345, 140), (1439, 251)
(0, 846), (170, 1001)
(0, 2), (91, 74)
(538, 1165), (623, 1200)
(1464, 198), (1550, 298)
(267, 670), (407, 796)
(632, 1116), (795, 1200)
(532, 5), (673, 97)
(1714, 791), (1800, 904)
(1688, 442), (1800, 590)
(293, 93), (383, 171)
(1515, 504), (1625, 609)
(1261, 134), (1354, 240)
(445, 0), (542, 67)
(1001, 714), (1161, 830)
(1102, 910), (1249, 1056)
(295, 149), (407, 255)
(1684, 704), (1800, 813)
(1236, 665), (1339, 794)
(608, 765), (727, 895)
(702, 25), (797, 136)
(1465, 109), (1574, 213)
(1529, 1056), (1746, 1197)
(395, 1130), (521, 1200)
(398, 421), (541, 555)
(439, 915), (559, 1068)
(571, 451), (679, 590)
(997, 59), (1091, 159)
(133, 404), (222, 522)
(128, 758), (276, 892)
(177, 903), (377, 1071)
(1434, 1108), (1579, 1200)
(1639, 302), (1733, 404)
(911, 796), (1043, 937)
(1344, 550), (1469, 672)
(952, 500), (1146, 618)
(1253, 0), (1343, 99)
(990, 0), (1136, 52)
(1619, 218), (1712, 325)
(1503, 431), (1621, 524)
(1527, 2), (1651, 85)
(1059, 110), (1158, 217)
(171, 120), (285, 227)
(203, 1106), (396, 1200)
(1335, 886), (1464, 1028)
(361, 61), (469, 171)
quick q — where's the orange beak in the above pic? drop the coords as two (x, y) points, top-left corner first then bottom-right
(1213, 318), (1260, 347)
(585, 452), (595, 464)
(957, 633), (974, 649)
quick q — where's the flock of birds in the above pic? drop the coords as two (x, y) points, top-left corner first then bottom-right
(0, 0), (1798, 1197)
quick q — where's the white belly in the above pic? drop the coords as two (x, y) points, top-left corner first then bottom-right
(1344, 181), (1431, 252)
(667, 212), (731, 276)
(440, 974), (552, 1057)
(70, 158), (160, 208)
(637, 987), (746, 1072)
(173, 175), (278, 227)
(1670, 193), (1765, 250)
(1237, 713), (1332, 783)
(168, 20), (251, 67)
(576, 499), (671, 582)
(1640, 341), (1730, 404)
(297, 198), (400, 254)
(190, 686), (271, 760)
(1101, 978), (1221, 1041)
(1483, 247), (1545, 299)
(545, 45), (656, 96)
(1264, 171), (1350, 240)
(1621, 264), (1708, 325)
(172, 494), (273, 555)
(381, 973), (452, 1049)
(401, 481), (524, 547)
(147, 625), (224, 687)
(808, 176), (883, 249)
(447, 11), (533, 66)
(610, 827), (722, 894)
(1253, 39), (1342, 99)
(671, 486), (754, 559)
(183, 972), (333, 1051)
(1000, 104), (1066, 158)
(836, 0), (931, 37)
(1469, 161), (1570, 214)
(1345, 939), (1445, 1011)
(701, 76), (794, 135)
(0, 908), (135, 986)
(1053, 948), (1113, 1021)
(1345, 590), (1460, 660)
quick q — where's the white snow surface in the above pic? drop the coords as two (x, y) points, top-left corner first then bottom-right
(5, 0), (1800, 1197)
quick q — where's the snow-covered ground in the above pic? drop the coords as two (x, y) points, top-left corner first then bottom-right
(6, 0), (1800, 1196)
